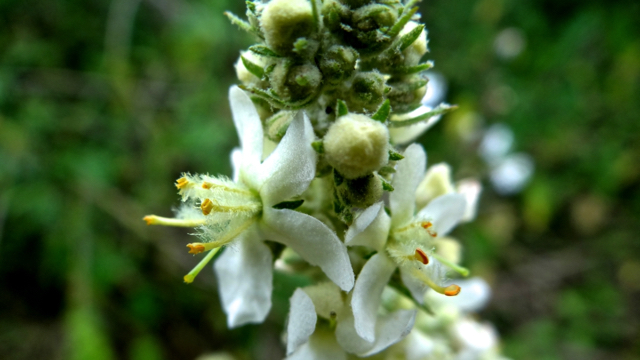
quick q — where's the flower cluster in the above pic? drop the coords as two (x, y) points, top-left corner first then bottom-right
(144, 0), (509, 358)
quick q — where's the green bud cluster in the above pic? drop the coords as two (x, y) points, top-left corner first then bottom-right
(227, 0), (452, 219)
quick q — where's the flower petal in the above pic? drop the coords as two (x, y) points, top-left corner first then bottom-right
(352, 253), (396, 342)
(262, 208), (354, 291)
(390, 144), (427, 227)
(345, 202), (391, 251)
(213, 227), (273, 328)
(287, 289), (317, 355)
(286, 330), (347, 360)
(230, 147), (242, 182)
(400, 267), (428, 304)
(416, 193), (466, 236)
(258, 111), (316, 206)
(229, 86), (263, 189)
(336, 309), (417, 356)
(457, 178), (482, 222)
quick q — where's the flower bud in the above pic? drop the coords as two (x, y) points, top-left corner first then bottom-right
(324, 113), (389, 179)
(340, 0), (373, 9)
(339, 173), (383, 208)
(349, 71), (388, 112)
(261, 0), (314, 56)
(387, 75), (427, 113)
(415, 163), (455, 209)
(319, 45), (358, 84)
(234, 51), (266, 86)
(270, 61), (322, 100)
(322, 0), (349, 31)
(400, 21), (428, 66)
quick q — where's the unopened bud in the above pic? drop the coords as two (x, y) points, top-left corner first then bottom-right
(261, 0), (314, 56)
(321, 0), (349, 31)
(338, 173), (383, 208)
(415, 163), (455, 209)
(324, 114), (389, 179)
(349, 71), (387, 112)
(319, 45), (358, 84)
(400, 21), (428, 66)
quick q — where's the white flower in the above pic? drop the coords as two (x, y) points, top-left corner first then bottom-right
(144, 86), (354, 328)
(284, 285), (416, 359)
(344, 144), (469, 343)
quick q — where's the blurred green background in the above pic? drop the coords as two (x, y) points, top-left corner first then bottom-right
(0, 0), (638, 359)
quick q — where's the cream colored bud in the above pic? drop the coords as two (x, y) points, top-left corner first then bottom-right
(324, 114), (389, 179)
(261, 0), (314, 55)
(415, 163), (455, 209)
(234, 51), (264, 85)
(400, 21), (428, 65)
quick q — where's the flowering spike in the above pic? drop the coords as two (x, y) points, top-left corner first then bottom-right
(414, 248), (429, 265)
(444, 284), (461, 296)
(201, 199), (214, 215)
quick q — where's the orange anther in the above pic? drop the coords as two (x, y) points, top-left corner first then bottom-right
(187, 243), (206, 255)
(176, 177), (189, 189)
(421, 221), (433, 229)
(200, 199), (213, 215)
(202, 182), (213, 189)
(444, 284), (461, 296)
(143, 215), (154, 225)
(414, 248), (429, 265)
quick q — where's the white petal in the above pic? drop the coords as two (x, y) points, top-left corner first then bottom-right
(262, 208), (354, 291)
(400, 267), (428, 304)
(213, 227), (273, 328)
(389, 106), (442, 145)
(390, 144), (427, 227)
(336, 309), (417, 356)
(287, 289), (317, 355)
(286, 330), (347, 360)
(258, 111), (316, 206)
(456, 178), (482, 222)
(415, 162), (455, 210)
(345, 202), (391, 251)
(404, 332), (435, 360)
(416, 193), (466, 236)
(229, 86), (263, 188)
(352, 253), (396, 342)
(230, 147), (242, 182)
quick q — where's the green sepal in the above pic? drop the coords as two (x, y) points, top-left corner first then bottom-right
(249, 45), (282, 57)
(241, 55), (264, 79)
(224, 11), (262, 39)
(390, 61), (434, 75)
(272, 199), (305, 210)
(239, 85), (316, 110)
(336, 99), (349, 116)
(399, 24), (425, 51)
(388, 103), (457, 128)
(377, 165), (396, 176)
(246, 0), (256, 13)
(293, 38), (308, 54)
(380, 176), (394, 192)
(386, 6), (418, 38)
(371, 99), (391, 122)
(312, 140), (325, 153)
(388, 149), (405, 161)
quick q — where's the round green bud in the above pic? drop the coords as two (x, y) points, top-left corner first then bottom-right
(352, 4), (397, 31)
(319, 45), (358, 84)
(349, 71), (387, 112)
(340, 0), (372, 8)
(400, 21), (428, 65)
(339, 174), (383, 208)
(322, 0), (349, 31)
(387, 75), (427, 113)
(261, 0), (314, 56)
(270, 61), (322, 100)
(324, 113), (389, 179)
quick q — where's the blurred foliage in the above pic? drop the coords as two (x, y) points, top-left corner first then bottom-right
(0, 0), (639, 359)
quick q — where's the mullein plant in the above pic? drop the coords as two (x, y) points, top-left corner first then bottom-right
(144, 0), (508, 358)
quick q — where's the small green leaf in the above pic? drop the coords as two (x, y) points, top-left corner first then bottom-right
(388, 149), (405, 161)
(390, 61), (434, 75)
(241, 55), (264, 78)
(224, 12), (261, 38)
(246, 0), (256, 13)
(272, 199), (305, 210)
(399, 24), (424, 51)
(388, 103), (457, 128)
(249, 45), (281, 57)
(336, 100), (349, 116)
(312, 140), (324, 153)
(371, 99), (391, 122)
(378, 165), (396, 176)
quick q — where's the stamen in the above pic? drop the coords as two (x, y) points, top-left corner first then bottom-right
(201, 199), (214, 215)
(184, 247), (221, 284)
(143, 215), (205, 227)
(202, 182), (213, 189)
(444, 284), (461, 296)
(187, 243), (206, 254)
(414, 248), (429, 265)
(176, 177), (190, 189)
(421, 221), (432, 229)
(431, 253), (470, 277)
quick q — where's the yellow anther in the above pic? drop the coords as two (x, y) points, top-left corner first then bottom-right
(444, 284), (461, 296)
(202, 182), (213, 189)
(201, 199), (214, 215)
(421, 221), (432, 229)
(187, 243), (206, 255)
(143, 215), (155, 225)
(176, 177), (189, 189)
(414, 248), (429, 265)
